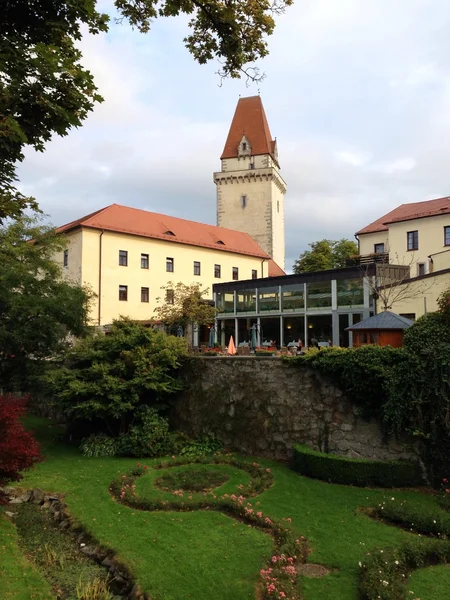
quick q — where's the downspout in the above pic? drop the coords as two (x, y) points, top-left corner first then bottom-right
(98, 231), (104, 327)
(261, 258), (266, 277)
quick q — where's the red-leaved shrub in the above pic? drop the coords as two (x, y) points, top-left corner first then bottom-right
(0, 394), (41, 485)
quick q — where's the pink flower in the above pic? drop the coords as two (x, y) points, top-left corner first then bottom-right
(443, 478), (448, 483)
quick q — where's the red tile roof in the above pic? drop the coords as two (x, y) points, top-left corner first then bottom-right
(268, 259), (285, 277)
(356, 196), (450, 235)
(57, 204), (271, 259)
(221, 96), (277, 162)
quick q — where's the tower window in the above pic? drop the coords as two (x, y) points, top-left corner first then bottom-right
(241, 195), (247, 208)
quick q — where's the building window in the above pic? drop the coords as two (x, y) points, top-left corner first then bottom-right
(407, 230), (418, 251)
(214, 264), (221, 278)
(242, 142), (247, 151)
(445, 226), (450, 246)
(63, 249), (68, 267)
(141, 287), (149, 303)
(119, 285), (128, 301)
(374, 243), (385, 254)
(417, 263), (425, 277)
(166, 257), (174, 272)
(249, 163), (255, 169)
(232, 267), (239, 281)
(241, 195), (247, 209)
(193, 261), (201, 276)
(166, 289), (174, 305)
(119, 250), (128, 266)
(141, 253), (149, 269)
(252, 269), (258, 279)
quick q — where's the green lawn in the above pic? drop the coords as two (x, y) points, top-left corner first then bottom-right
(2, 415), (449, 600)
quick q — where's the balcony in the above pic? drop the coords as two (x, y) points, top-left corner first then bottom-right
(346, 252), (389, 266)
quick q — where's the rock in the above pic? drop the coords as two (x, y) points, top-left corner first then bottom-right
(59, 520), (70, 530)
(80, 545), (97, 557)
(5, 511), (15, 518)
(29, 489), (45, 505)
(101, 556), (115, 569)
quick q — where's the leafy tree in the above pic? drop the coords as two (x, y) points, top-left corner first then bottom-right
(293, 239), (358, 273)
(154, 282), (217, 328)
(45, 319), (188, 435)
(0, 394), (41, 485)
(1, 0), (291, 220)
(0, 215), (93, 388)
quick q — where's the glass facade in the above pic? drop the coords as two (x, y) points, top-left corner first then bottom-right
(337, 279), (364, 308)
(258, 287), (280, 312)
(214, 269), (375, 349)
(236, 289), (256, 313)
(216, 291), (234, 314)
(281, 284), (305, 312)
(306, 281), (332, 310)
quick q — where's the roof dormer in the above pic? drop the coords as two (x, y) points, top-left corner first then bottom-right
(238, 135), (251, 158)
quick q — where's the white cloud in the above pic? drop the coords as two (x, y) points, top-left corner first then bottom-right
(15, 0), (450, 272)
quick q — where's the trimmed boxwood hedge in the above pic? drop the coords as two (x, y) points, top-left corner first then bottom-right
(292, 444), (424, 488)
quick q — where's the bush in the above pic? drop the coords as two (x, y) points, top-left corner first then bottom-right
(0, 394), (41, 484)
(179, 434), (223, 458)
(372, 497), (450, 537)
(44, 319), (188, 436)
(117, 406), (172, 458)
(79, 434), (117, 458)
(287, 346), (403, 418)
(360, 539), (450, 600)
(292, 444), (424, 488)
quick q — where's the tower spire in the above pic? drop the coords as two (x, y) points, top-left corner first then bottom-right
(214, 96), (286, 270)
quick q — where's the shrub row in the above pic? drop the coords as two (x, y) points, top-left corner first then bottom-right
(372, 497), (450, 537)
(360, 539), (450, 600)
(292, 444), (424, 488)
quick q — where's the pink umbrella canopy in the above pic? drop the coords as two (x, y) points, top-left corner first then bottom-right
(227, 335), (237, 355)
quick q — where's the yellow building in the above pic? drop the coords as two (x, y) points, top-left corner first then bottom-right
(56, 204), (284, 327)
(54, 95), (286, 330)
(356, 196), (450, 318)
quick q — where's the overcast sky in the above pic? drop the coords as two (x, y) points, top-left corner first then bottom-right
(17, 0), (450, 272)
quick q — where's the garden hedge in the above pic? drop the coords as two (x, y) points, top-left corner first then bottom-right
(292, 444), (424, 488)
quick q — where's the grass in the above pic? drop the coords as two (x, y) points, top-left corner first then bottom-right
(0, 507), (53, 600)
(2, 415), (450, 600)
(153, 465), (231, 493)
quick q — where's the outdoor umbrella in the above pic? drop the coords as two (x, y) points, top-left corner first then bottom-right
(227, 335), (237, 355)
(251, 324), (257, 350)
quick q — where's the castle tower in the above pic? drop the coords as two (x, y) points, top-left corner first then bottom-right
(214, 96), (286, 270)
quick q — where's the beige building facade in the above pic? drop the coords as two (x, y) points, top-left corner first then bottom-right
(214, 96), (286, 271)
(55, 204), (278, 327)
(356, 196), (450, 318)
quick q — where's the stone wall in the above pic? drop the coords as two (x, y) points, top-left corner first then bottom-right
(172, 357), (418, 462)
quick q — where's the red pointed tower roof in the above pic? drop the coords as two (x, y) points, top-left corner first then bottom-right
(221, 96), (277, 162)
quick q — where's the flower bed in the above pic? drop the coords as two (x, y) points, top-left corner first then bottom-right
(110, 455), (307, 600)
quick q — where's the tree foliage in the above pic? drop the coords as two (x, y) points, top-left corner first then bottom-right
(154, 282), (217, 328)
(293, 239), (358, 273)
(0, 215), (93, 389)
(0, 394), (41, 485)
(1, 0), (291, 220)
(45, 319), (188, 435)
